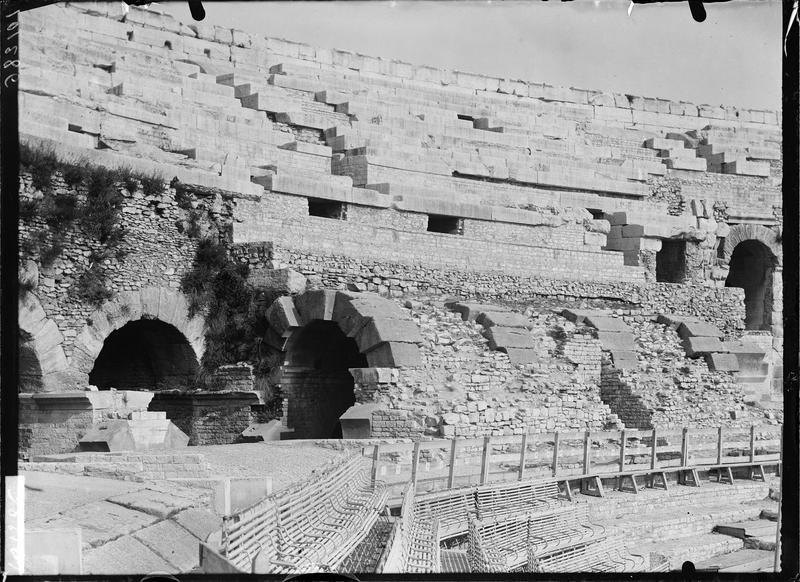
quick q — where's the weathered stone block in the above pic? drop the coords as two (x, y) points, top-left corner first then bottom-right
(294, 289), (337, 322)
(476, 311), (531, 329)
(248, 267), (306, 295)
(582, 314), (630, 333)
(365, 342), (422, 368)
(610, 350), (639, 370)
(677, 320), (723, 339)
(447, 301), (508, 321)
(355, 318), (423, 352)
(682, 336), (725, 357)
(505, 348), (539, 365)
(705, 352), (740, 372)
(265, 296), (302, 336)
(483, 328), (535, 350)
(596, 331), (636, 352)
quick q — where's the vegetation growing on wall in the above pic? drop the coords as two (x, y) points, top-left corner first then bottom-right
(19, 142), (167, 306)
(181, 237), (282, 415)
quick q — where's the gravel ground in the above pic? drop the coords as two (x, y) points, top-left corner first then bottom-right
(185, 442), (350, 491)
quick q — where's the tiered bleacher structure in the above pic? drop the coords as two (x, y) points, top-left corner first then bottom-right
(16, 3), (783, 573)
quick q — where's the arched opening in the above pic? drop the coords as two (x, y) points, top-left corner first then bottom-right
(280, 320), (368, 439)
(725, 240), (776, 330)
(89, 319), (199, 390)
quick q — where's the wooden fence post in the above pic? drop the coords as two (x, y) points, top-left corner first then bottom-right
(681, 427), (689, 467)
(650, 428), (658, 470)
(749, 425), (756, 463)
(518, 433), (528, 481)
(447, 439), (458, 489)
(582, 431), (591, 475)
(480, 436), (491, 484)
(411, 441), (421, 487)
(619, 430), (627, 472)
(552, 432), (560, 477)
(371, 444), (380, 487)
(717, 426), (723, 465)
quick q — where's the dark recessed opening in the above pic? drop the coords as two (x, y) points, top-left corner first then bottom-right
(427, 214), (464, 235)
(126, 31), (133, 41)
(588, 208), (605, 220)
(457, 114), (474, 121)
(164, 41), (172, 50)
(308, 198), (347, 220)
(204, 48), (211, 58)
(656, 239), (687, 283)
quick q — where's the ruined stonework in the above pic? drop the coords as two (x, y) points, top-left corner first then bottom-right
(16, 3), (782, 456)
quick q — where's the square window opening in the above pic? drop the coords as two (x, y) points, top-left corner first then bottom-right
(427, 214), (463, 235)
(308, 198), (347, 220)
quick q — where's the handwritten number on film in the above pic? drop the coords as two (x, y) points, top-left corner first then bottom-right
(3, 10), (19, 88)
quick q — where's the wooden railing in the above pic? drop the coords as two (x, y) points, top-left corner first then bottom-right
(366, 425), (782, 501)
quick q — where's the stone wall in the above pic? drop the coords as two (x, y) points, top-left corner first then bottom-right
(248, 243), (747, 336)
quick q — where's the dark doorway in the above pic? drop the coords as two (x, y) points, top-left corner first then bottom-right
(89, 319), (199, 390)
(656, 240), (687, 283)
(280, 320), (368, 439)
(725, 240), (775, 330)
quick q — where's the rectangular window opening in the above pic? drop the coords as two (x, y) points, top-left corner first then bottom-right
(427, 214), (464, 235)
(588, 208), (605, 220)
(656, 239), (687, 283)
(308, 198), (347, 220)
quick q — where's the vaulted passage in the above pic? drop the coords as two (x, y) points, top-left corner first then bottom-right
(725, 240), (775, 330)
(89, 319), (199, 390)
(280, 320), (368, 439)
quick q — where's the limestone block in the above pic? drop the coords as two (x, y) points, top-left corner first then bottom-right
(355, 319), (423, 353)
(722, 160), (770, 177)
(339, 404), (382, 439)
(705, 352), (740, 372)
(584, 232), (606, 247)
(682, 336), (725, 357)
(265, 296), (301, 336)
(677, 320), (723, 339)
(476, 311), (531, 329)
(365, 342), (422, 368)
(596, 331), (636, 352)
(248, 268), (307, 295)
(582, 315), (630, 333)
(25, 529), (83, 575)
(610, 350), (638, 370)
(665, 157), (707, 171)
(505, 348), (539, 365)
(483, 328), (535, 351)
(19, 293), (49, 337)
(294, 290), (337, 322)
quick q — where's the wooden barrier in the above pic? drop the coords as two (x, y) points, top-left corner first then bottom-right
(369, 424), (782, 501)
(221, 454), (388, 573)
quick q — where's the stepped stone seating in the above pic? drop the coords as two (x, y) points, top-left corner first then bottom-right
(220, 455), (387, 573)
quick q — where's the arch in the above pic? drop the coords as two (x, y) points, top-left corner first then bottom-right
(725, 239), (777, 330)
(70, 286), (205, 377)
(265, 290), (423, 439)
(18, 291), (74, 392)
(89, 319), (200, 390)
(721, 224), (781, 266)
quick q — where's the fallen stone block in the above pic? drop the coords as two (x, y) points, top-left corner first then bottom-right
(682, 336), (725, 357)
(476, 311), (531, 329)
(483, 327), (535, 350)
(596, 331), (637, 352)
(677, 320), (724, 339)
(582, 314), (630, 333)
(705, 352), (740, 372)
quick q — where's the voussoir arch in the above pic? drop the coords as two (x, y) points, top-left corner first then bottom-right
(70, 286), (206, 375)
(722, 224), (781, 266)
(264, 290), (423, 368)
